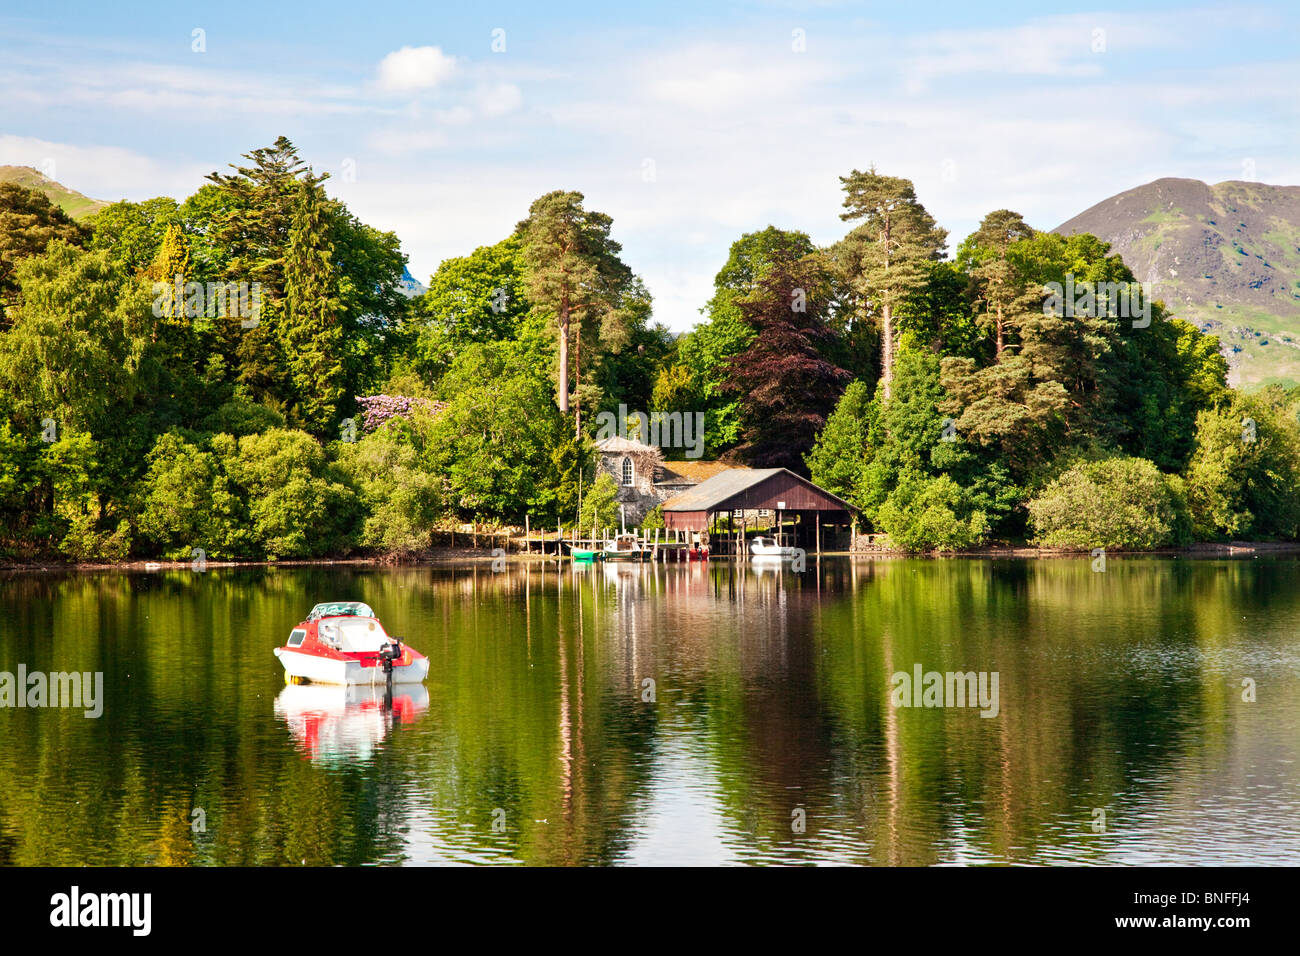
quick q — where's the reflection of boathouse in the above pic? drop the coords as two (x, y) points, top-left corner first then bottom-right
(660, 468), (857, 555)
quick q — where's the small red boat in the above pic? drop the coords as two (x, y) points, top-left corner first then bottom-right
(273, 602), (429, 686)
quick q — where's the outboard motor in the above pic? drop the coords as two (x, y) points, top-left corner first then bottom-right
(378, 638), (402, 710)
(379, 639), (403, 675)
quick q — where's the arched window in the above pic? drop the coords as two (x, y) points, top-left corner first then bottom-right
(621, 457), (634, 486)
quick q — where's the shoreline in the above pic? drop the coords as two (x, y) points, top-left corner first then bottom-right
(4, 540), (1300, 574)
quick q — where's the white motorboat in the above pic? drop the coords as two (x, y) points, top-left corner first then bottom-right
(749, 535), (800, 558)
(273, 601), (430, 686)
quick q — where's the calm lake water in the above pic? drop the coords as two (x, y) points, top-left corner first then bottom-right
(2, 556), (1298, 866)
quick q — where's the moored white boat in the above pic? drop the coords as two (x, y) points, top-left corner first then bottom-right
(273, 602), (429, 685)
(749, 535), (799, 558)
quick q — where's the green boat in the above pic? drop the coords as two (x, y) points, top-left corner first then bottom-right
(602, 532), (648, 561)
(568, 546), (604, 562)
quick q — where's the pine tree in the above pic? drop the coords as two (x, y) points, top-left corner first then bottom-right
(967, 210), (1036, 357)
(283, 181), (345, 434)
(148, 224), (192, 326)
(517, 191), (632, 436)
(205, 137), (327, 407)
(837, 168), (946, 400)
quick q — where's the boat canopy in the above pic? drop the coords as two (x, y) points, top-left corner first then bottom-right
(318, 616), (391, 652)
(307, 602), (376, 621)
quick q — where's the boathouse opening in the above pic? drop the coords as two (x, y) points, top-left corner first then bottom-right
(659, 468), (856, 556)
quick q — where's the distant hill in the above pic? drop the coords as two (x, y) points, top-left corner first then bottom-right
(398, 266), (426, 299)
(0, 165), (109, 220)
(1056, 178), (1300, 388)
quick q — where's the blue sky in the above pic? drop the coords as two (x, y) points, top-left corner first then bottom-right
(2, 1), (1297, 330)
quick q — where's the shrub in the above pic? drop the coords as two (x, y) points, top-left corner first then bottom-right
(135, 430), (218, 559)
(1027, 456), (1189, 550)
(336, 428), (442, 555)
(876, 470), (990, 552)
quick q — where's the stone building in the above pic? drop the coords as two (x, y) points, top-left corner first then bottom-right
(594, 436), (743, 525)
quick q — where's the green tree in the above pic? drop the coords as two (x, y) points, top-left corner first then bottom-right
(805, 378), (871, 514)
(836, 168), (947, 400)
(578, 471), (620, 531)
(517, 190), (633, 434)
(221, 428), (359, 558)
(425, 339), (584, 524)
(640, 504), (665, 530)
(1184, 395), (1300, 540)
(88, 197), (181, 277)
(283, 180), (346, 434)
(706, 226), (817, 327)
(0, 242), (159, 436)
(134, 430), (218, 558)
(412, 234), (530, 382)
(939, 352), (1069, 476)
(0, 183), (89, 326)
(336, 424), (442, 555)
(964, 209), (1037, 358)
(204, 137), (327, 407)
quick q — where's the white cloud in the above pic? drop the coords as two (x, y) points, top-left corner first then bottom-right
(0, 135), (208, 201)
(4, 8), (1295, 334)
(376, 46), (458, 93)
(475, 82), (522, 117)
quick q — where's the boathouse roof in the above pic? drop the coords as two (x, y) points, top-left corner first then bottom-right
(659, 467), (855, 530)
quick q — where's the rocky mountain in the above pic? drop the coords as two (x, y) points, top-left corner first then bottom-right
(0, 165), (108, 220)
(1056, 178), (1300, 388)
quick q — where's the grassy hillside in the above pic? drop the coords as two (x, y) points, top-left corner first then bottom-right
(1056, 177), (1300, 388)
(0, 165), (109, 220)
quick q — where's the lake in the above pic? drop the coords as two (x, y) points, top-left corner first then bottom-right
(1, 556), (1297, 866)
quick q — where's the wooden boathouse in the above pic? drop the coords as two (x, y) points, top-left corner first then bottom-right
(659, 468), (856, 556)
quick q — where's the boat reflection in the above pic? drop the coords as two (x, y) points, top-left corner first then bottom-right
(273, 682), (430, 763)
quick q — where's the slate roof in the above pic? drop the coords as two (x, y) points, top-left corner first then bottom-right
(656, 460), (744, 485)
(660, 467), (855, 513)
(594, 436), (659, 454)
